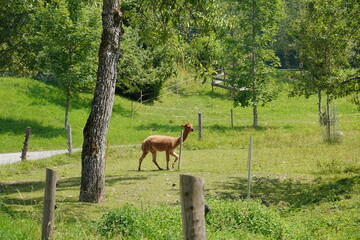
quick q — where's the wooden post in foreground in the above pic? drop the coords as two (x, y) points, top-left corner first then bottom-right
(42, 168), (57, 240)
(178, 130), (184, 170)
(66, 125), (73, 155)
(180, 174), (206, 240)
(21, 127), (31, 161)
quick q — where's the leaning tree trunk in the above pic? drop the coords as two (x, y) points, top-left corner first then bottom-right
(79, 0), (122, 203)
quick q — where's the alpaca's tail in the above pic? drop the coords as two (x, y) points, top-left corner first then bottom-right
(141, 140), (150, 153)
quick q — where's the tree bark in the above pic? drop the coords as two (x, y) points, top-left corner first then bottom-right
(79, 0), (122, 203)
(64, 86), (70, 129)
(252, 104), (258, 128)
(318, 89), (323, 124)
(251, 0), (258, 128)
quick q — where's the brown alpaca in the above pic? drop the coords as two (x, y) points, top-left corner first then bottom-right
(138, 123), (194, 171)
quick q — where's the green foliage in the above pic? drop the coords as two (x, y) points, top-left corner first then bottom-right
(34, 0), (101, 93)
(117, 25), (176, 101)
(226, 0), (283, 101)
(206, 199), (284, 239)
(217, 0), (285, 127)
(0, 0), (40, 75)
(116, 0), (216, 101)
(98, 200), (285, 240)
(291, 0), (360, 100)
(98, 204), (182, 239)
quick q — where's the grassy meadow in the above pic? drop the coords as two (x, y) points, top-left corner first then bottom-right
(0, 73), (359, 239)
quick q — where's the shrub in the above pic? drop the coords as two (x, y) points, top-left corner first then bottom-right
(98, 204), (182, 239)
(98, 204), (141, 238)
(206, 199), (284, 239)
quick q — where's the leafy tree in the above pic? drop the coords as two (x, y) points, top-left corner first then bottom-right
(223, 0), (284, 127)
(35, 0), (101, 128)
(291, 0), (360, 116)
(0, 0), (39, 75)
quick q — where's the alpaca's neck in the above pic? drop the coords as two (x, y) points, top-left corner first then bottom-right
(177, 129), (191, 145)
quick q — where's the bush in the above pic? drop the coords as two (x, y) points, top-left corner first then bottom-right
(98, 200), (287, 240)
(206, 199), (284, 239)
(98, 204), (182, 239)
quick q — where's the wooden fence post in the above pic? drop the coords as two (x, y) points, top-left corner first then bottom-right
(178, 130), (184, 170)
(66, 125), (72, 155)
(131, 102), (134, 118)
(42, 168), (57, 240)
(198, 112), (202, 140)
(180, 174), (206, 240)
(21, 127), (31, 161)
(326, 94), (331, 140)
(247, 136), (253, 198)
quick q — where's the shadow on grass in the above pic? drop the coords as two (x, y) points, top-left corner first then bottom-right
(135, 123), (186, 133)
(25, 83), (91, 110)
(213, 175), (360, 208)
(0, 117), (65, 137)
(0, 175), (149, 207)
(206, 123), (287, 132)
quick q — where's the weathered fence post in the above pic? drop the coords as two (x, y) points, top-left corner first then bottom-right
(66, 124), (72, 155)
(198, 112), (202, 140)
(131, 101), (135, 118)
(326, 94), (331, 140)
(42, 168), (57, 240)
(178, 130), (184, 170)
(180, 174), (206, 240)
(21, 127), (31, 161)
(247, 136), (253, 198)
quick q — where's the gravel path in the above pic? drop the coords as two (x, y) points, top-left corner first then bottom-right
(0, 149), (81, 165)
(0, 144), (140, 165)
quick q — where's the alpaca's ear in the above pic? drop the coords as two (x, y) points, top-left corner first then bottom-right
(181, 124), (185, 127)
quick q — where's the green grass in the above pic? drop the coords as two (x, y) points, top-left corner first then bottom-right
(0, 74), (359, 239)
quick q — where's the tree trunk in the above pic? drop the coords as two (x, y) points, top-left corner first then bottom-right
(326, 94), (331, 140)
(79, 0), (122, 203)
(252, 104), (258, 128)
(64, 86), (70, 129)
(251, 0), (258, 129)
(318, 89), (323, 124)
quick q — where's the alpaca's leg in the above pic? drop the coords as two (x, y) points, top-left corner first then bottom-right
(138, 151), (148, 171)
(151, 151), (163, 170)
(166, 151), (171, 170)
(170, 151), (179, 168)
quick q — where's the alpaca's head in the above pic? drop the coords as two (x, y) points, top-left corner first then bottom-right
(181, 123), (194, 132)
